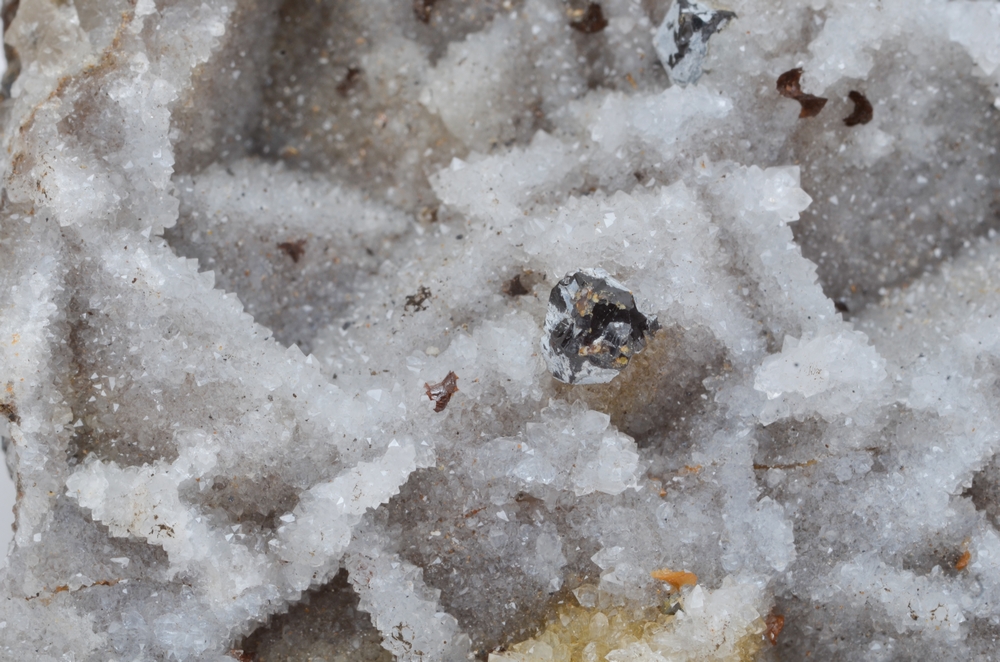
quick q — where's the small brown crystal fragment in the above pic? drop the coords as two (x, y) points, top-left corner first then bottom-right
(425, 371), (459, 412)
(776, 67), (828, 118)
(776, 67), (805, 97)
(765, 612), (785, 646)
(843, 90), (874, 126)
(277, 239), (306, 263)
(570, 3), (608, 34)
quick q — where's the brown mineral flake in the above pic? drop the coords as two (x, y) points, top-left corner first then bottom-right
(775, 67), (805, 97)
(425, 371), (459, 412)
(776, 67), (828, 118)
(843, 90), (874, 126)
(277, 239), (306, 263)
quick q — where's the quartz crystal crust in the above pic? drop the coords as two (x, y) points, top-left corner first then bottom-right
(0, 0), (999, 660)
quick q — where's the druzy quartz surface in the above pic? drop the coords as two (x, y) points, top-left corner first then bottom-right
(0, 0), (999, 660)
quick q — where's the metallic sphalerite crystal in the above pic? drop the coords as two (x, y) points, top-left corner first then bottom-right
(541, 269), (659, 385)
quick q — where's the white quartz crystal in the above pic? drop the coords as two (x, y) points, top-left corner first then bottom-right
(0, 0), (999, 659)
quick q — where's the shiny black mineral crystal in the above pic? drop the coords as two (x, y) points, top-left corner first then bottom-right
(541, 269), (659, 385)
(654, 0), (736, 87)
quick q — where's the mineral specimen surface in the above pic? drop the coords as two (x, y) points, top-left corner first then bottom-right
(653, 0), (736, 86)
(0, 0), (999, 660)
(541, 269), (658, 385)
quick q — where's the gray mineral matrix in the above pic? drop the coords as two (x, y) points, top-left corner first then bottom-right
(2, 0), (1000, 660)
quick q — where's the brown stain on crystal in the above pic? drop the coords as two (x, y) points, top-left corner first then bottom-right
(0, 399), (19, 425)
(11, 8), (133, 201)
(26, 578), (120, 603)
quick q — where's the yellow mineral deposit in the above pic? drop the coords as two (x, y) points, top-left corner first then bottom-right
(649, 568), (698, 592)
(489, 581), (767, 662)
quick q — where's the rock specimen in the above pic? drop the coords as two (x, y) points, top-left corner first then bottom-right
(0, 0), (999, 660)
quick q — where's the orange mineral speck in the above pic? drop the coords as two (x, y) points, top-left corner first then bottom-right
(651, 568), (698, 591)
(765, 612), (785, 645)
(956, 549), (971, 571)
(11, 333), (19, 345)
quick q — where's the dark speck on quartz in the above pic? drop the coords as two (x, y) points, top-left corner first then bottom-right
(776, 67), (828, 118)
(570, 3), (609, 34)
(843, 90), (874, 126)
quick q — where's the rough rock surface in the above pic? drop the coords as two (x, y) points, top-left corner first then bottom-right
(0, 0), (1000, 660)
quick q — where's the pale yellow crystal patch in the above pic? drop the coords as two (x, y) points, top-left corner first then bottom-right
(489, 581), (768, 662)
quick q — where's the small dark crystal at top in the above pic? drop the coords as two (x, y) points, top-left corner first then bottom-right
(541, 269), (659, 385)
